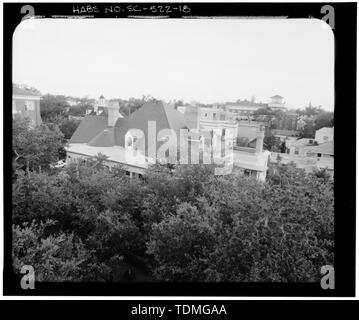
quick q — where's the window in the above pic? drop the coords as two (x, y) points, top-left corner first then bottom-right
(24, 100), (35, 111)
(125, 133), (137, 148)
(126, 136), (133, 148)
(213, 113), (217, 120)
(323, 136), (328, 141)
(125, 130), (143, 150)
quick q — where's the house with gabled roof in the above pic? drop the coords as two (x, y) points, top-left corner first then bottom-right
(66, 96), (271, 180)
(66, 98), (192, 177)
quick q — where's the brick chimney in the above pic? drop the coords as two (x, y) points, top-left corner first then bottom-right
(256, 126), (265, 153)
(107, 101), (123, 126)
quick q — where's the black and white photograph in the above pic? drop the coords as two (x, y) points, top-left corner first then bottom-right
(2, 2), (356, 299)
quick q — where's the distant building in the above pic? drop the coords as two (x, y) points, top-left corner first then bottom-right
(304, 140), (334, 174)
(12, 85), (42, 126)
(272, 129), (300, 141)
(199, 105), (237, 139)
(287, 138), (316, 156)
(224, 100), (268, 118)
(315, 127), (334, 144)
(268, 95), (286, 110)
(272, 110), (298, 131)
(270, 139), (334, 177)
(67, 97), (270, 181)
(223, 95), (286, 119)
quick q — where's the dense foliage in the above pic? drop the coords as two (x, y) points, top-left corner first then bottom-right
(12, 156), (334, 282)
(40, 94), (69, 122)
(12, 116), (66, 172)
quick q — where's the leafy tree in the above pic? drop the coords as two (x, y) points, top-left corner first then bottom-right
(12, 116), (65, 172)
(263, 134), (279, 151)
(147, 202), (217, 281)
(12, 159), (150, 280)
(58, 118), (80, 140)
(315, 111), (334, 130)
(13, 220), (94, 282)
(147, 163), (334, 282)
(313, 168), (332, 183)
(300, 121), (316, 138)
(40, 94), (69, 122)
(253, 107), (271, 116)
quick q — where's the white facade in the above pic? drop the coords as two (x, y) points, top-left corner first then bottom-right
(315, 127), (334, 144)
(268, 95), (286, 110)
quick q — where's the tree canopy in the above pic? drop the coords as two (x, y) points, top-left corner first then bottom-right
(12, 116), (66, 172)
(12, 157), (334, 282)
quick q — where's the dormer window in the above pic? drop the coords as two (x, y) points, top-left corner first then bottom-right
(125, 131), (140, 150)
(126, 133), (134, 148)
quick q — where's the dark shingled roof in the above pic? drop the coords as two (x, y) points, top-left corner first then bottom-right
(69, 115), (108, 143)
(69, 101), (191, 157)
(88, 127), (116, 147)
(114, 101), (189, 152)
(13, 86), (41, 97)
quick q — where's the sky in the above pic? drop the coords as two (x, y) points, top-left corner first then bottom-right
(13, 18), (334, 110)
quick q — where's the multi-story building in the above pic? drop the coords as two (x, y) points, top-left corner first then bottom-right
(12, 85), (42, 126)
(67, 97), (271, 181)
(270, 139), (334, 177)
(199, 105), (237, 139)
(268, 95), (286, 110)
(224, 100), (268, 118)
(224, 95), (287, 118)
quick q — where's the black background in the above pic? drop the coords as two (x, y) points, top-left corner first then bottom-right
(3, 2), (356, 297)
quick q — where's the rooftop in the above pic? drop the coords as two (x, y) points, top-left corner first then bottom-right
(13, 85), (41, 97)
(69, 100), (191, 155)
(305, 141), (334, 155)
